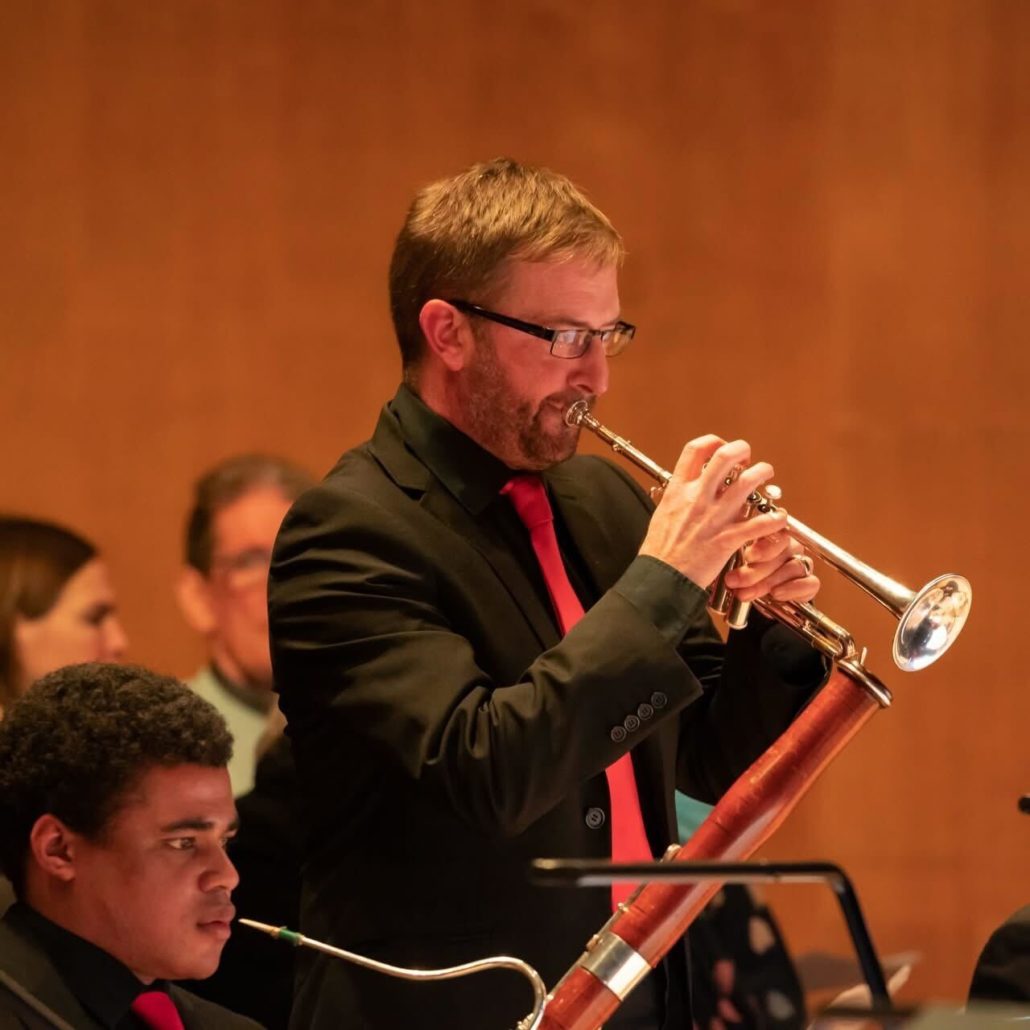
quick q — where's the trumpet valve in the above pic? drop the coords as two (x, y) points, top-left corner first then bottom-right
(709, 550), (744, 617)
(754, 483), (783, 512)
(708, 563), (734, 616)
(726, 597), (752, 630)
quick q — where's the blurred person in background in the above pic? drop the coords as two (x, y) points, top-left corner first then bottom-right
(676, 794), (806, 1029)
(0, 516), (128, 720)
(0, 515), (129, 916)
(176, 455), (312, 796)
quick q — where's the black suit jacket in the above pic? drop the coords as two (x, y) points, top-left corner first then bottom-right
(0, 916), (262, 1030)
(268, 389), (823, 1029)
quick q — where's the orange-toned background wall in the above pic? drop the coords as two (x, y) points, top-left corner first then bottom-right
(2, 0), (1027, 1009)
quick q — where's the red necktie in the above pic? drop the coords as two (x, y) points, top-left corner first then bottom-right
(131, 991), (185, 1030)
(502, 474), (652, 908)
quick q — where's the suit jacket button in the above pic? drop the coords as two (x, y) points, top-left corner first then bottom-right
(637, 703), (654, 721)
(623, 714), (641, 733)
(610, 725), (627, 743)
(585, 807), (606, 829)
(650, 691), (668, 709)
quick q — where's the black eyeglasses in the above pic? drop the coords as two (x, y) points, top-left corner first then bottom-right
(448, 299), (636, 359)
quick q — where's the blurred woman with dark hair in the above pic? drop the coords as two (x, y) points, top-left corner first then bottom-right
(0, 517), (128, 718)
(0, 516), (128, 914)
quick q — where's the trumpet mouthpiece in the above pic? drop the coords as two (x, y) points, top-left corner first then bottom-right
(565, 399), (591, 427)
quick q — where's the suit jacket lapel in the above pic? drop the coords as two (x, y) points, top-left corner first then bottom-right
(372, 407), (678, 842)
(546, 465), (630, 597)
(370, 407), (558, 650)
(420, 480), (559, 649)
(0, 924), (103, 1030)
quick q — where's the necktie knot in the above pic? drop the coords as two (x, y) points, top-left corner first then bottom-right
(501, 474), (553, 530)
(132, 991), (184, 1030)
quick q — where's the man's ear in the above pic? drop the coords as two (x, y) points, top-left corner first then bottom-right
(176, 566), (217, 636)
(418, 300), (475, 372)
(28, 814), (79, 884)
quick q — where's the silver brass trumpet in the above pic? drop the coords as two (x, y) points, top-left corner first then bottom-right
(565, 400), (971, 675)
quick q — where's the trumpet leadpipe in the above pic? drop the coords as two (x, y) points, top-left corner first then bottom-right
(566, 400), (672, 485)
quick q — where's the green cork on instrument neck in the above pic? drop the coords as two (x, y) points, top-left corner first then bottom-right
(238, 918), (303, 947)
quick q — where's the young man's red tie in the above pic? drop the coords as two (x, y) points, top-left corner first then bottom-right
(131, 991), (185, 1030)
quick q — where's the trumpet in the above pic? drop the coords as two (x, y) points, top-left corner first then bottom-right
(565, 400), (971, 675)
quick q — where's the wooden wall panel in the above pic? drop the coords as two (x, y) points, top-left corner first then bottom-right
(2, 0), (1026, 1007)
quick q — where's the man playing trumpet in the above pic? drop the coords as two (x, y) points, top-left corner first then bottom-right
(268, 158), (825, 1030)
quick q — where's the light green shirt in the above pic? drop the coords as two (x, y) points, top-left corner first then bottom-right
(187, 665), (270, 796)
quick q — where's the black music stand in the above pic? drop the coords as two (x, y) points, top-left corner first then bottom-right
(531, 857), (892, 1008)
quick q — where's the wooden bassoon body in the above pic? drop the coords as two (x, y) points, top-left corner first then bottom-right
(537, 661), (885, 1030)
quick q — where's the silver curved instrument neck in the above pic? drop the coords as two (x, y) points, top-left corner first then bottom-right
(239, 919), (546, 1030)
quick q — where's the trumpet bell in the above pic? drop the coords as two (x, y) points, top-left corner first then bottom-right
(893, 574), (972, 672)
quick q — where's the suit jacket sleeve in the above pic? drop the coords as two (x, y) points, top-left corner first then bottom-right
(586, 458), (828, 803)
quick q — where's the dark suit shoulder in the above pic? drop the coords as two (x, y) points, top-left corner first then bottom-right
(170, 984), (266, 1028)
(281, 434), (426, 534)
(293, 441), (383, 509)
(321, 436), (379, 483)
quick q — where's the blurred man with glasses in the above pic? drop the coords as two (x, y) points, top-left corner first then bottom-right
(269, 158), (826, 1029)
(177, 454), (312, 796)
